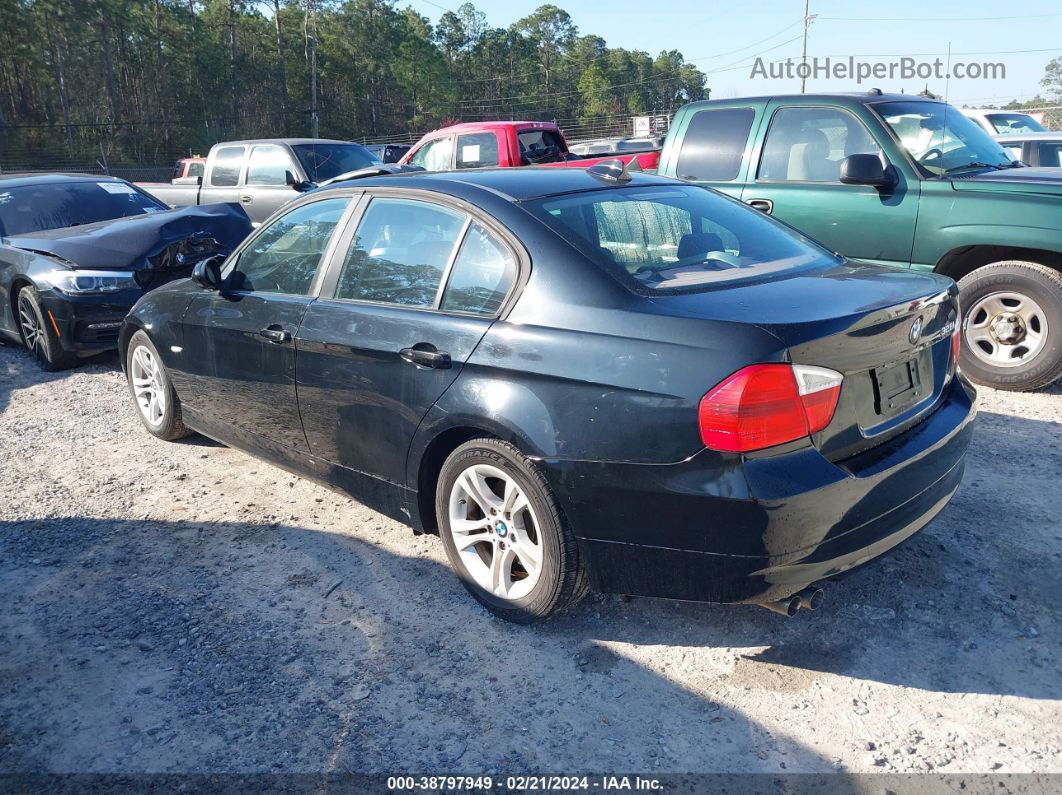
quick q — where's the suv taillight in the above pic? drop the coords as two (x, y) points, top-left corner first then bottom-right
(698, 364), (843, 453)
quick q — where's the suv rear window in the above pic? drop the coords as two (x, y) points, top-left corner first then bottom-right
(523, 185), (836, 292)
(676, 108), (754, 181)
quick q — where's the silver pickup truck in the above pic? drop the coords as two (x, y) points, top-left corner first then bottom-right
(138, 138), (382, 225)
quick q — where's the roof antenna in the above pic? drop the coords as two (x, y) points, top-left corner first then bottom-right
(587, 158), (632, 184)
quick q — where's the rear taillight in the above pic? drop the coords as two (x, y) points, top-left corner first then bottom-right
(698, 364), (843, 453)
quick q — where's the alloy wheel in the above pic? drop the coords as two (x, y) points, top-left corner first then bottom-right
(18, 295), (43, 356)
(446, 463), (543, 601)
(130, 345), (167, 426)
(964, 290), (1049, 368)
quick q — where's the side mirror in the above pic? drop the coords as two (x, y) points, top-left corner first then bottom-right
(840, 154), (894, 188)
(285, 170), (312, 191)
(191, 256), (223, 290)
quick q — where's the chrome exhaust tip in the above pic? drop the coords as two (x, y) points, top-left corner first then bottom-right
(760, 587), (823, 616)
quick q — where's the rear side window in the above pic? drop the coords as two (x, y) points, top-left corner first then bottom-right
(209, 146), (246, 187)
(456, 133), (500, 169)
(1038, 142), (1062, 167)
(676, 108), (755, 181)
(518, 129), (565, 163)
(334, 198), (466, 307)
(409, 137), (454, 171)
(441, 223), (517, 314)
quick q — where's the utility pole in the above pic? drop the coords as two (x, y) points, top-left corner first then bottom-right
(800, 1), (817, 94)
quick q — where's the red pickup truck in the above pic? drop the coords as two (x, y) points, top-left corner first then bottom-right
(398, 121), (660, 171)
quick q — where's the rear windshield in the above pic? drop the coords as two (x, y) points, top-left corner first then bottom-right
(0, 181), (166, 236)
(291, 143), (382, 182)
(987, 113), (1045, 134)
(522, 184), (838, 292)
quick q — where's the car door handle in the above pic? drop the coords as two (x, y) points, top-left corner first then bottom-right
(239, 194), (253, 204)
(746, 198), (773, 214)
(400, 346), (451, 369)
(259, 326), (292, 343)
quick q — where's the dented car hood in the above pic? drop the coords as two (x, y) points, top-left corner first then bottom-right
(3, 203), (252, 270)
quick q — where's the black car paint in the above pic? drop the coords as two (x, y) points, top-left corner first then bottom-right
(121, 169), (976, 605)
(0, 178), (252, 357)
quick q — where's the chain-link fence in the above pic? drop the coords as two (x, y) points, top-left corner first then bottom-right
(1021, 106), (1062, 130)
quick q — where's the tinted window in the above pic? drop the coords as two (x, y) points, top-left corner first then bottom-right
(1039, 142), (1062, 167)
(409, 137), (454, 171)
(456, 133), (500, 168)
(518, 129), (565, 163)
(335, 198), (465, 307)
(225, 198), (349, 295)
(290, 143), (381, 182)
(758, 107), (879, 182)
(441, 223), (517, 314)
(0, 181), (165, 236)
(676, 108), (754, 181)
(524, 185), (836, 292)
(209, 145), (246, 187)
(246, 144), (295, 186)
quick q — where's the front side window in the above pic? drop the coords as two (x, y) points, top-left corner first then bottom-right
(224, 198), (350, 295)
(759, 107), (880, 182)
(246, 144), (296, 186)
(408, 137), (454, 171)
(209, 145), (246, 187)
(187, 161), (205, 178)
(877, 101), (1013, 175)
(456, 133), (500, 169)
(676, 108), (755, 181)
(440, 223), (517, 314)
(524, 185), (837, 292)
(335, 198), (466, 307)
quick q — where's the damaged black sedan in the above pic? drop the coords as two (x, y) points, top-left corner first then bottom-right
(0, 174), (251, 370)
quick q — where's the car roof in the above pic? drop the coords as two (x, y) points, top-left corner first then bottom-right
(0, 173), (132, 189)
(991, 131), (1062, 142)
(214, 138), (365, 147)
(325, 166), (680, 202)
(679, 91), (930, 111)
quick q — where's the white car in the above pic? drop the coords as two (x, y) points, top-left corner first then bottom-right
(991, 131), (1062, 167)
(961, 108), (1047, 136)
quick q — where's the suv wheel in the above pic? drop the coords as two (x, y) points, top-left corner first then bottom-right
(958, 261), (1062, 391)
(436, 438), (587, 623)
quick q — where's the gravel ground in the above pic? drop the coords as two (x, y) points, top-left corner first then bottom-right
(1, 339), (1060, 777)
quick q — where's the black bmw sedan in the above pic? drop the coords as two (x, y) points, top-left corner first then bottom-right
(120, 166), (976, 622)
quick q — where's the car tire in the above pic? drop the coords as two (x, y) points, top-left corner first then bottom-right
(16, 285), (79, 372)
(125, 330), (192, 441)
(436, 438), (588, 623)
(957, 261), (1062, 392)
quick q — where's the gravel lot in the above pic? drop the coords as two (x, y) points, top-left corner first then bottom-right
(1, 339), (1060, 777)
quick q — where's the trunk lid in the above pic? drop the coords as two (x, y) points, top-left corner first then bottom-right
(654, 262), (960, 460)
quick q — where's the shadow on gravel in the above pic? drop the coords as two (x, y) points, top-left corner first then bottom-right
(0, 516), (856, 778)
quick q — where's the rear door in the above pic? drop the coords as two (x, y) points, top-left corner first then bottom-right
(296, 191), (521, 486)
(176, 195), (353, 451)
(740, 103), (920, 267)
(199, 144), (246, 206)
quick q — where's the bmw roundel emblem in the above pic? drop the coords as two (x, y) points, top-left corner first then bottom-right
(908, 317), (924, 345)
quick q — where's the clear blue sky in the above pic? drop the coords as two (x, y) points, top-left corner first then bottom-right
(403, 0), (1062, 107)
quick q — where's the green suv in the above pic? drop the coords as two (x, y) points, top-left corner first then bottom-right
(658, 91), (1062, 391)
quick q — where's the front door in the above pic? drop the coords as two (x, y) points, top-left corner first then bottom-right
(741, 104), (920, 268)
(176, 196), (353, 451)
(296, 194), (520, 487)
(240, 143), (302, 225)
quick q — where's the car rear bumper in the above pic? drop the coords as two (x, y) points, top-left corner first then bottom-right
(540, 375), (977, 604)
(39, 289), (140, 356)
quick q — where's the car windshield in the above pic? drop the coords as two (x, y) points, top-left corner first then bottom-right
(877, 101), (1014, 175)
(987, 113), (1046, 134)
(291, 143), (382, 182)
(523, 184), (838, 292)
(0, 181), (166, 236)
